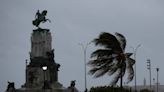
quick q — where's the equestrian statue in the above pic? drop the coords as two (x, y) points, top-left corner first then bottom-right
(32, 10), (51, 27)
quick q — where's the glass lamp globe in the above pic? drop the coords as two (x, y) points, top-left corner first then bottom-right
(42, 66), (47, 71)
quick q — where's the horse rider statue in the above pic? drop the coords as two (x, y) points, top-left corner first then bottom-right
(32, 10), (51, 27)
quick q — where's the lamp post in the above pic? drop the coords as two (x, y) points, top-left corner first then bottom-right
(130, 44), (141, 92)
(79, 42), (91, 92)
(147, 59), (152, 91)
(42, 66), (47, 92)
(156, 68), (159, 92)
(153, 78), (155, 92)
(25, 59), (28, 85)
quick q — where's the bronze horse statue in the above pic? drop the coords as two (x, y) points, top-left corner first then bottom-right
(32, 10), (51, 27)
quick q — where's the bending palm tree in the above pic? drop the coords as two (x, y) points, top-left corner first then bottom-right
(88, 32), (135, 88)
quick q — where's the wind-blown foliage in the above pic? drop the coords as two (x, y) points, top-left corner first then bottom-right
(88, 32), (135, 87)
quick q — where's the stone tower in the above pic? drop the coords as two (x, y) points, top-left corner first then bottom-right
(23, 10), (63, 90)
(30, 28), (52, 58)
(24, 28), (60, 88)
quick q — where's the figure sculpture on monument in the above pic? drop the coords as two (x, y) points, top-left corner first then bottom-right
(67, 80), (79, 92)
(6, 82), (16, 92)
(32, 10), (51, 27)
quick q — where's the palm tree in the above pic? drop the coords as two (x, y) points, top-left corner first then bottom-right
(88, 32), (135, 89)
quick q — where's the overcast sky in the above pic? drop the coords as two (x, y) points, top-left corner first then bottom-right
(1, 0), (164, 91)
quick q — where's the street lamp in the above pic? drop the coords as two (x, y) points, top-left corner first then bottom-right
(147, 59), (152, 91)
(79, 42), (91, 92)
(153, 78), (155, 92)
(42, 66), (47, 80)
(42, 66), (47, 91)
(25, 59), (28, 85)
(42, 66), (47, 71)
(156, 68), (159, 92)
(130, 44), (141, 92)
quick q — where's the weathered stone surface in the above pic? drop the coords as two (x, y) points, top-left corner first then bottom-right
(30, 28), (52, 58)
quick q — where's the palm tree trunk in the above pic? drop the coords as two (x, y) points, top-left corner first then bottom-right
(120, 75), (123, 92)
(120, 64), (123, 92)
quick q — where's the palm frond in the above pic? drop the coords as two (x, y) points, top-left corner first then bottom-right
(108, 60), (126, 86)
(126, 65), (134, 83)
(110, 68), (121, 86)
(88, 58), (113, 67)
(108, 58), (122, 75)
(88, 68), (100, 75)
(91, 49), (113, 58)
(125, 53), (133, 57)
(107, 65), (118, 76)
(93, 32), (123, 53)
(126, 58), (135, 65)
(93, 38), (112, 48)
(88, 62), (113, 78)
(93, 66), (109, 78)
(99, 32), (117, 40)
(126, 57), (135, 83)
(115, 32), (126, 51)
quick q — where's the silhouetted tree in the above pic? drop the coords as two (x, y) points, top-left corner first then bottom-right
(89, 86), (131, 92)
(88, 32), (135, 89)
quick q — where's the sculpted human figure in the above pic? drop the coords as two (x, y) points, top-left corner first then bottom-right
(67, 80), (79, 92)
(32, 10), (51, 27)
(6, 82), (16, 92)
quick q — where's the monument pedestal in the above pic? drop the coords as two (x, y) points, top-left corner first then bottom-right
(16, 81), (67, 92)
(15, 28), (67, 92)
(16, 88), (67, 92)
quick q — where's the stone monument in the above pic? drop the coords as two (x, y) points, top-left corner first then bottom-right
(12, 10), (66, 92)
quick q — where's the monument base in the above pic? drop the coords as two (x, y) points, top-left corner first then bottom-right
(16, 88), (67, 92)
(16, 82), (67, 92)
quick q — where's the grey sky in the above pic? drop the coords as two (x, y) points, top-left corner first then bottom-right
(0, 0), (164, 91)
